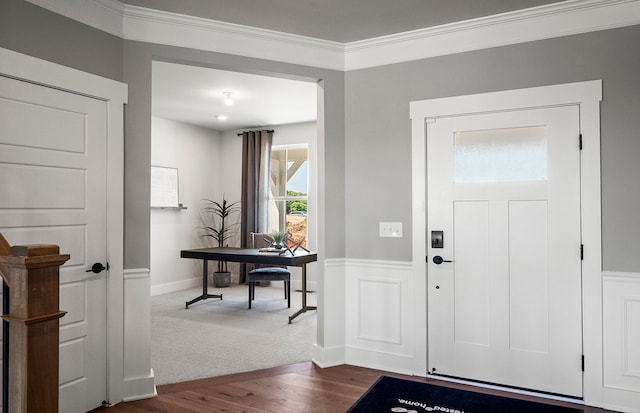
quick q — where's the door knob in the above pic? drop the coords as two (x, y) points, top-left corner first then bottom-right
(432, 256), (452, 265)
(86, 262), (107, 273)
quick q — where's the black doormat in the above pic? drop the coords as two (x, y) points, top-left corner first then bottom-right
(347, 376), (583, 413)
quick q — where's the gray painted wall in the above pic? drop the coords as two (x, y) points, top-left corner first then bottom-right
(345, 25), (640, 272)
(0, 0), (123, 82)
(0, 3), (345, 269)
(2, 1), (639, 272)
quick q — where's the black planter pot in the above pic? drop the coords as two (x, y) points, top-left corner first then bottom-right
(213, 271), (231, 287)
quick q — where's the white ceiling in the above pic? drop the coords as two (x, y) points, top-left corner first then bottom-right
(144, 0), (564, 132)
(152, 62), (317, 132)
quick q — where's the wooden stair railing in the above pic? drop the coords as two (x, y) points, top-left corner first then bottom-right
(0, 233), (68, 413)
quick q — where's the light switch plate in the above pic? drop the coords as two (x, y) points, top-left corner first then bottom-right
(379, 222), (403, 237)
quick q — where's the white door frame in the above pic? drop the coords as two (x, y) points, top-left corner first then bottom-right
(410, 81), (603, 406)
(0, 47), (128, 404)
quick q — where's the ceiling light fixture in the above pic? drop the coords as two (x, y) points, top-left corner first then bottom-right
(216, 114), (228, 121)
(223, 92), (233, 106)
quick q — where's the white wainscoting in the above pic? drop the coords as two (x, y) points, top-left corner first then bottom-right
(344, 259), (416, 375)
(603, 271), (640, 413)
(123, 268), (157, 401)
(337, 263), (640, 413)
(313, 258), (346, 368)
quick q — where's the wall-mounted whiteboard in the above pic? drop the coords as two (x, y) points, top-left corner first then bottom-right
(151, 166), (179, 207)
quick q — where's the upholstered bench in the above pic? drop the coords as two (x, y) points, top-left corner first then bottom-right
(247, 266), (291, 308)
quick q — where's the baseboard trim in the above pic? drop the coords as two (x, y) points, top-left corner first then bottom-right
(345, 346), (416, 377)
(150, 277), (200, 296)
(312, 344), (345, 368)
(122, 368), (157, 402)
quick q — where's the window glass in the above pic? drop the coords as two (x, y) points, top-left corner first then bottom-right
(454, 126), (547, 182)
(269, 146), (308, 247)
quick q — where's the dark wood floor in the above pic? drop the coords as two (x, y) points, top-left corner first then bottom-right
(91, 362), (619, 413)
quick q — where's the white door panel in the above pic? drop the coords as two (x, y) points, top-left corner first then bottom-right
(0, 75), (108, 412)
(427, 106), (583, 397)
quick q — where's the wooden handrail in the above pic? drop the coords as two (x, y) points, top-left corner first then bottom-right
(0, 233), (68, 413)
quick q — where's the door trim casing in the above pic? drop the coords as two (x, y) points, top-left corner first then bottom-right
(0, 47), (128, 404)
(410, 81), (602, 406)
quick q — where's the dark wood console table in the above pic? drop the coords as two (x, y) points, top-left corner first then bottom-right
(180, 247), (318, 323)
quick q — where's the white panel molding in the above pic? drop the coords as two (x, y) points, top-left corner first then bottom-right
(356, 278), (402, 344)
(24, 0), (640, 71)
(344, 258), (417, 372)
(602, 270), (640, 413)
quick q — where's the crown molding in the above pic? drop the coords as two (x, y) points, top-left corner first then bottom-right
(122, 5), (345, 71)
(25, 0), (640, 71)
(344, 0), (640, 70)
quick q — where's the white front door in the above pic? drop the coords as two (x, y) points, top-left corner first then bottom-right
(427, 106), (583, 397)
(0, 75), (108, 411)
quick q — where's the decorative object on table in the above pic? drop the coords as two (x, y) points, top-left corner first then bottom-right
(269, 231), (287, 249)
(286, 232), (309, 253)
(201, 197), (239, 287)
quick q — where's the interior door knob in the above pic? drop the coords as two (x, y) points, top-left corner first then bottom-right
(86, 263), (107, 273)
(432, 256), (452, 265)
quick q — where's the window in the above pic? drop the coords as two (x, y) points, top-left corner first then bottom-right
(268, 145), (308, 248)
(454, 126), (547, 182)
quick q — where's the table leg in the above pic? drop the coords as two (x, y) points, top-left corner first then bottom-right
(288, 263), (317, 323)
(185, 259), (223, 308)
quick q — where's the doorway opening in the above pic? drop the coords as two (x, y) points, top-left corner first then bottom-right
(149, 60), (320, 384)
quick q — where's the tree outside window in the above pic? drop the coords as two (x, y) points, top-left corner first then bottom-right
(269, 146), (308, 248)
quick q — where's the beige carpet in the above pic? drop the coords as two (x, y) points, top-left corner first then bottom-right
(150, 283), (317, 385)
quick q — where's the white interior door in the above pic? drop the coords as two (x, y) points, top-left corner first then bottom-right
(0, 75), (108, 411)
(427, 106), (583, 397)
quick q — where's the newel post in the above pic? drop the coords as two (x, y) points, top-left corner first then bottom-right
(0, 234), (69, 413)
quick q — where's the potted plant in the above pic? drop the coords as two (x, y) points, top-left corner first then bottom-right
(201, 197), (240, 287)
(270, 231), (287, 249)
